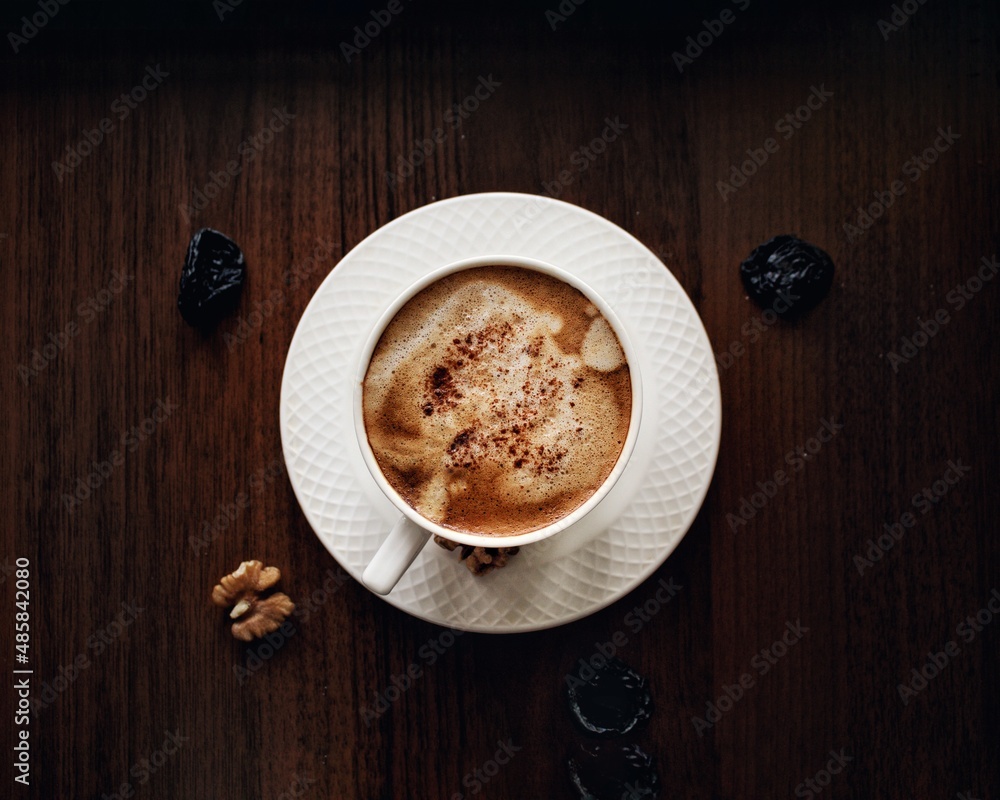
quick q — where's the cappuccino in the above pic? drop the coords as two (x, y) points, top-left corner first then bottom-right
(362, 266), (631, 536)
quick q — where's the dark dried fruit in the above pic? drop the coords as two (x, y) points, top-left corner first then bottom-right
(568, 742), (660, 800)
(739, 234), (834, 319)
(178, 228), (246, 327)
(566, 657), (652, 736)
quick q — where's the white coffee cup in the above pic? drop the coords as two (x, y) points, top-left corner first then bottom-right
(357, 255), (642, 595)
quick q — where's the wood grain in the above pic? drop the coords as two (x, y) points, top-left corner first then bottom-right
(1, 2), (997, 798)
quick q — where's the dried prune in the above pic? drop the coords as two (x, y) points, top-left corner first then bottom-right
(566, 657), (652, 736)
(739, 234), (834, 319)
(567, 742), (660, 800)
(178, 228), (246, 327)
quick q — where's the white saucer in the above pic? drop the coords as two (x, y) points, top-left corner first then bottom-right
(280, 193), (721, 633)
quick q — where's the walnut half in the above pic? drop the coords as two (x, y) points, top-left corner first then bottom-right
(211, 560), (295, 641)
(433, 535), (519, 576)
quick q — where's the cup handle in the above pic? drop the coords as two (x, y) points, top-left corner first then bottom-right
(362, 516), (431, 595)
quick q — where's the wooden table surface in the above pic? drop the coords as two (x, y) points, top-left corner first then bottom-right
(1, 2), (997, 798)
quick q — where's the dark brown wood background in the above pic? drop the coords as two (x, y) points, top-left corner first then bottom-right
(1, 1), (997, 798)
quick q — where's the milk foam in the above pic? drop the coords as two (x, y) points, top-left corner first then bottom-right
(362, 266), (631, 536)
(581, 317), (626, 371)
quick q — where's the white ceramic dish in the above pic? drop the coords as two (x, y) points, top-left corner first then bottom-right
(280, 192), (721, 632)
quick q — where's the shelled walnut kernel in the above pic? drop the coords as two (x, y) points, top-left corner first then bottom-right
(211, 560), (295, 642)
(433, 535), (520, 576)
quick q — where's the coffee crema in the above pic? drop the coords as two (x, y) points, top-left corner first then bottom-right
(362, 266), (631, 536)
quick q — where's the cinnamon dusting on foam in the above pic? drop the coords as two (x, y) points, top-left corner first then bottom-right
(362, 266), (631, 536)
